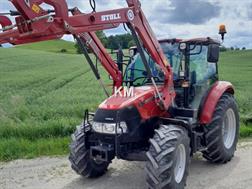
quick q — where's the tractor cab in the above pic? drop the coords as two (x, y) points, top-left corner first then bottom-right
(160, 38), (219, 110)
(160, 38), (220, 109)
(124, 37), (220, 110)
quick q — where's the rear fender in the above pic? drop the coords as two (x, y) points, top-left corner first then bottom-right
(199, 81), (234, 124)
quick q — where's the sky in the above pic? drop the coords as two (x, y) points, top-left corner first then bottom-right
(1, 0), (252, 48)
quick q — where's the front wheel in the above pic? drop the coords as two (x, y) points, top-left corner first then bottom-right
(69, 125), (109, 178)
(145, 125), (190, 189)
(203, 93), (239, 163)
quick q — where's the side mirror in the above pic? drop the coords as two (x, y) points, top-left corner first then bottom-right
(208, 44), (219, 63)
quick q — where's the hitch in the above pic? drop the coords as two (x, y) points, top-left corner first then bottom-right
(90, 145), (114, 162)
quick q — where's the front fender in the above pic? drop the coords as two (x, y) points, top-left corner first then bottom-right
(199, 81), (234, 124)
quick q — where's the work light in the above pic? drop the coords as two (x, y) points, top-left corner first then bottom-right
(92, 122), (128, 134)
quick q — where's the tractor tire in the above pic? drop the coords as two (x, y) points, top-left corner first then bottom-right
(145, 125), (190, 189)
(203, 93), (239, 163)
(69, 125), (109, 178)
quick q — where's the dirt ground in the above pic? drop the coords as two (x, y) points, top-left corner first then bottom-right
(0, 140), (252, 189)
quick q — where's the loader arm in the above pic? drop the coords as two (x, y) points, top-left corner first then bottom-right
(0, 0), (175, 109)
(70, 8), (122, 88)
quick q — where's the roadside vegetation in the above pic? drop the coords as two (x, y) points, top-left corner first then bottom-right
(219, 50), (252, 137)
(0, 41), (251, 161)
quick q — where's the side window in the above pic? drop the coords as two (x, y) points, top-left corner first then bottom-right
(190, 45), (217, 84)
(207, 62), (217, 79)
(189, 45), (217, 109)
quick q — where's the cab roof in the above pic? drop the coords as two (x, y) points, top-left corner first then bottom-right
(159, 37), (220, 45)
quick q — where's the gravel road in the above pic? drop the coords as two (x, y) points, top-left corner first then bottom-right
(0, 140), (252, 189)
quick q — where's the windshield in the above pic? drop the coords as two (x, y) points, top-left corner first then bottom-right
(160, 42), (182, 80)
(124, 50), (165, 86)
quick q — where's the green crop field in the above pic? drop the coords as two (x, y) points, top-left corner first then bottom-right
(219, 50), (252, 136)
(0, 40), (251, 161)
(16, 39), (77, 54)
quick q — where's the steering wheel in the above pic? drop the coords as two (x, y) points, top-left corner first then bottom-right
(126, 68), (146, 74)
(123, 76), (147, 87)
(132, 76), (148, 86)
(124, 76), (164, 87)
(124, 67), (147, 85)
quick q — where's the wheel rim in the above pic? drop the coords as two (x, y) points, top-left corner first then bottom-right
(222, 108), (236, 149)
(174, 144), (186, 183)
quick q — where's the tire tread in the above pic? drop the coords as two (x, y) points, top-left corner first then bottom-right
(203, 93), (239, 163)
(146, 125), (190, 189)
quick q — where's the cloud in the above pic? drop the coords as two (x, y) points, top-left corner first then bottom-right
(152, 0), (221, 24)
(0, 1), (16, 12)
(0, 0), (251, 48)
(247, 3), (252, 19)
(66, 0), (124, 13)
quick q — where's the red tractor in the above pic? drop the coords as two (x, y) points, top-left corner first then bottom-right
(0, 1), (239, 188)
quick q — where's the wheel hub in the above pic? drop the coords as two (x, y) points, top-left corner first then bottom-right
(222, 108), (236, 149)
(174, 144), (186, 183)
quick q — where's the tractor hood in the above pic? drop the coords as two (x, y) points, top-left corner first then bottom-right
(97, 85), (165, 120)
(99, 86), (156, 110)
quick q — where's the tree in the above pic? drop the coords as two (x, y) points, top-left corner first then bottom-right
(75, 31), (108, 54)
(106, 33), (134, 49)
(74, 32), (134, 52)
(128, 39), (136, 48)
(242, 47), (246, 50)
(220, 46), (227, 52)
(96, 30), (108, 47)
(107, 35), (119, 50)
(230, 47), (234, 51)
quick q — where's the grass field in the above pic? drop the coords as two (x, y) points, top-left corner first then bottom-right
(0, 41), (251, 161)
(16, 39), (77, 54)
(219, 50), (252, 137)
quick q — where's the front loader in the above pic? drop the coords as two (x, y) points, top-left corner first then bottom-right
(0, 1), (239, 188)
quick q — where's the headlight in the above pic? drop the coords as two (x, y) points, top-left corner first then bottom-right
(92, 122), (103, 133)
(92, 122), (128, 134)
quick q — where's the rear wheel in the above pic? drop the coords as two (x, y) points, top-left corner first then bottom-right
(69, 125), (109, 178)
(203, 93), (239, 163)
(145, 125), (190, 189)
